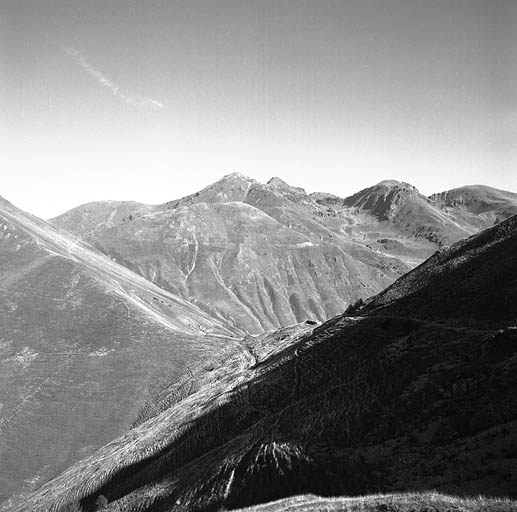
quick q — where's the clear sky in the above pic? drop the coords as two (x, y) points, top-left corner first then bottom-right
(1, 0), (516, 218)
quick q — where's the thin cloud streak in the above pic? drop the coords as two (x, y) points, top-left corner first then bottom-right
(65, 47), (165, 110)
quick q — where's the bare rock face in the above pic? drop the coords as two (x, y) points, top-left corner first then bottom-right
(12, 214), (517, 512)
(0, 198), (236, 500)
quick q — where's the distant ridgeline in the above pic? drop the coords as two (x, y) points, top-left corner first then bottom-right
(50, 174), (517, 334)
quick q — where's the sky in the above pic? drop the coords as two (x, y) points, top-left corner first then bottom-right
(1, 0), (516, 219)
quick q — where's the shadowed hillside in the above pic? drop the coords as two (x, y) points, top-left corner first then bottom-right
(0, 196), (237, 501)
(356, 215), (517, 327)
(9, 215), (516, 512)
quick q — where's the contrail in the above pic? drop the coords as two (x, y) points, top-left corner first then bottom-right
(64, 46), (165, 110)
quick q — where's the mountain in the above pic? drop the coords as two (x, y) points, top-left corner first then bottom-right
(51, 176), (517, 336)
(165, 172), (255, 207)
(430, 185), (517, 229)
(52, 174), (409, 334)
(45, 200), (156, 239)
(354, 214), (517, 326)
(341, 179), (471, 244)
(11, 214), (516, 512)
(0, 196), (236, 500)
(313, 180), (517, 260)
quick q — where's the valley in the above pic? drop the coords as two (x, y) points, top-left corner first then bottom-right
(1, 177), (516, 510)
(4, 213), (516, 511)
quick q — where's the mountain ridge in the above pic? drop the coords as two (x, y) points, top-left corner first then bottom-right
(2, 175), (517, 504)
(52, 177), (414, 334)
(7, 213), (516, 511)
(50, 176), (517, 334)
(0, 196), (237, 499)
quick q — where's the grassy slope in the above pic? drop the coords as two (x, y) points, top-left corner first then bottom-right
(0, 198), (237, 501)
(8, 213), (516, 512)
(236, 492), (517, 512)
(8, 314), (516, 511)
(430, 185), (517, 228)
(7, 231), (517, 511)
(53, 175), (408, 334)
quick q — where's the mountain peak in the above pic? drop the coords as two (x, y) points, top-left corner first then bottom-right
(267, 177), (307, 195)
(220, 171), (254, 182)
(207, 172), (257, 197)
(375, 179), (419, 193)
(343, 180), (426, 222)
(165, 173), (257, 208)
(430, 184), (517, 208)
(267, 176), (289, 187)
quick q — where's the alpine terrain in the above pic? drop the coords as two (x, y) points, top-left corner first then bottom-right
(1, 176), (516, 509)
(0, 194), (236, 501)
(51, 174), (517, 334)
(5, 211), (516, 512)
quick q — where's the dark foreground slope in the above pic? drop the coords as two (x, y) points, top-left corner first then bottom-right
(0, 196), (236, 501)
(8, 216), (517, 511)
(356, 214), (517, 327)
